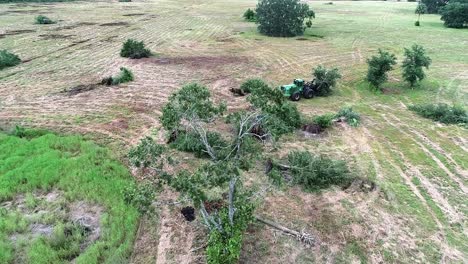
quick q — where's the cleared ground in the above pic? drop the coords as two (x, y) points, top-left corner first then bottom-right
(0, 0), (467, 263)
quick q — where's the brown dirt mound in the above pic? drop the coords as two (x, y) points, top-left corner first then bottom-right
(138, 56), (247, 69)
(99, 22), (130, 27)
(63, 84), (99, 96)
(39, 34), (74, 40)
(0, 29), (35, 38)
(181, 206), (196, 222)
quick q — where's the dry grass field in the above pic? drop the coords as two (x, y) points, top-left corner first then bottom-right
(1, 0), (467, 263)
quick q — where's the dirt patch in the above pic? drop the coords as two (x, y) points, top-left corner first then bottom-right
(99, 22), (130, 27)
(0, 29), (35, 38)
(382, 87), (402, 94)
(123, 13), (146, 16)
(204, 199), (225, 213)
(181, 206), (195, 222)
(138, 56), (247, 69)
(62, 83), (100, 96)
(343, 178), (377, 193)
(302, 124), (323, 134)
(39, 34), (74, 40)
(105, 118), (129, 131)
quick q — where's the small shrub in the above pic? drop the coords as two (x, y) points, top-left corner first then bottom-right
(0, 50), (21, 70)
(366, 49), (397, 89)
(336, 107), (360, 127)
(128, 136), (165, 168)
(408, 103), (468, 125)
(123, 182), (156, 214)
(402, 44), (431, 87)
(312, 65), (342, 96)
(256, 0), (313, 37)
(243, 8), (256, 22)
(415, 21), (421, 26)
(267, 167), (284, 186)
(415, 2), (428, 25)
(35, 15), (55, 24)
(102, 67), (134, 85)
(120, 39), (151, 59)
(287, 151), (350, 191)
(239, 78), (268, 94)
(313, 113), (335, 129)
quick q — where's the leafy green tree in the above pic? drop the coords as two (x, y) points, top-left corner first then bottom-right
(421, 0), (448, 13)
(366, 49), (397, 89)
(402, 44), (432, 87)
(439, 1), (468, 28)
(312, 65), (342, 96)
(415, 3), (428, 26)
(256, 0), (313, 37)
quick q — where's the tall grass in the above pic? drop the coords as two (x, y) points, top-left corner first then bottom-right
(0, 132), (139, 263)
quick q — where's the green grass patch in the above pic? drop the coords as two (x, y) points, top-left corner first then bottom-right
(0, 132), (140, 263)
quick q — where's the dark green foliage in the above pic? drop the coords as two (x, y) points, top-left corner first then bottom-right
(206, 194), (254, 264)
(402, 44), (432, 87)
(102, 67), (134, 85)
(243, 8), (256, 22)
(170, 131), (229, 158)
(161, 83), (226, 132)
(267, 167), (284, 186)
(408, 103), (468, 125)
(312, 65), (342, 96)
(13, 125), (26, 138)
(123, 182), (155, 214)
(120, 39), (151, 59)
(128, 136), (165, 168)
(366, 49), (397, 89)
(439, 1), (468, 28)
(305, 10), (315, 28)
(256, 0), (313, 37)
(336, 107), (360, 127)
(415, 21), (421, 26)
(287, 151), (350, 191)
(247, 83), (302, 139)
(10, 126), (49, 139)
(313, 113), (335, 129)
(35, 15), (55, 24)
(421, 0), (448, 13)
(239, 78), (268, 94)
(0, 50), (21, 70)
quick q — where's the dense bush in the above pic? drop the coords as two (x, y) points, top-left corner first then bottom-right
(256, 0), (313, 37)
(247, 83), (302, 139)
(439, 1), (468, 28)
(0, 50), (21, 70)
(366, 49), (397, 89)
(120, 39), (152, 59)
(313, 113), (335, 129)
(312, 65), (342, 96)
(123, 182), (155, 214)
(161, 83), (226, 132)
(421, 0), (448, 13)
(239, 78), (268, 94)
(336, 107), (361, 127)
(402, 44), (432, 87)
(35, 15), (55, 24)
(243, 8), (256, 22)
(287, 151), (350, 191)
(102, 67), (134, 85)
(128, 136), (165, 168)
(408, 103), (468, 125)
(206, 196), (254, 264)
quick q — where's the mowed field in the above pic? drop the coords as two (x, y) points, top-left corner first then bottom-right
(1, 0), (467, 263)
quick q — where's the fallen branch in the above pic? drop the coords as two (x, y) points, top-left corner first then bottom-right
(255, 216), (315, 246)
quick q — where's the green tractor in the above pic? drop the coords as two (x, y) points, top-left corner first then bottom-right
(279, 79), (316, 101)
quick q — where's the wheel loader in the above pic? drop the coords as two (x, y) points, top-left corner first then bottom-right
(279, 78), (325, 101)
